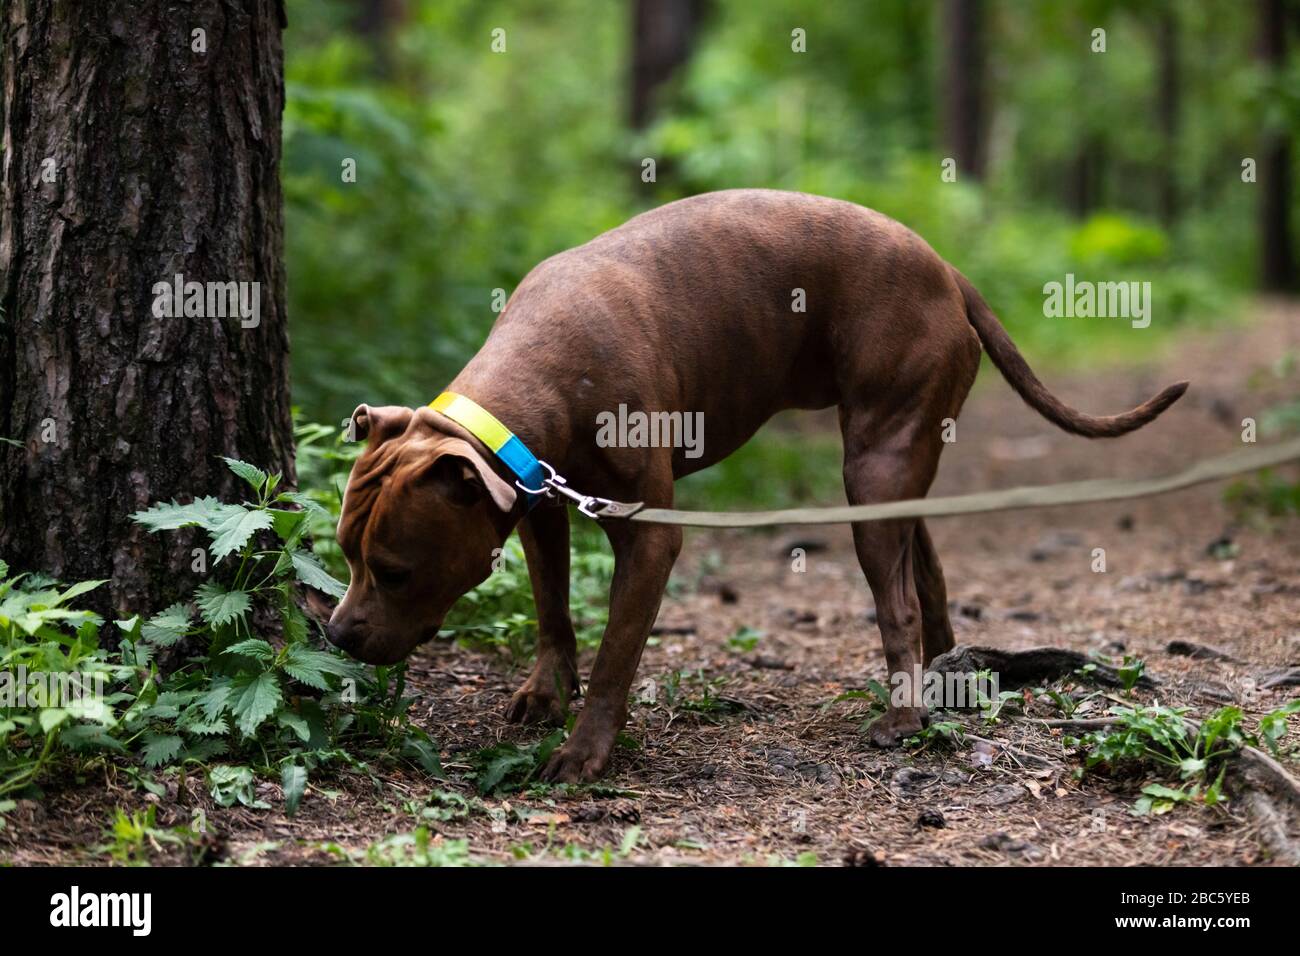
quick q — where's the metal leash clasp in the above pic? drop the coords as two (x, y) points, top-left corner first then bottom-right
(515, 461), (617, 519)
(575, 494), (617, 519)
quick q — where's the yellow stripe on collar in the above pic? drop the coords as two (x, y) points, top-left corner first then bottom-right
(429, 391), (547, 502)
(430, 392), (512, 452)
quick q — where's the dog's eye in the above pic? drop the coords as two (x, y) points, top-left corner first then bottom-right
(370, 563), (411, 590)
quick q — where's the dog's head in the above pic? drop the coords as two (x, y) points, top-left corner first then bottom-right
(326, 404), (518, 664)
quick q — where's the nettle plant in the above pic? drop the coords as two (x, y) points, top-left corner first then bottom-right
(127, 458), (440, 811)
(1067, 701), (1300, 815)
(0, 570), (128, 801)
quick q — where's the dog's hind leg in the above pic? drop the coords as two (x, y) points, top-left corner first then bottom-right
(506, 502), (581, 725)
(913, 520), (955, 665)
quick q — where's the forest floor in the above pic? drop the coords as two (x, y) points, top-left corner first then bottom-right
(6, 304), (1300, 867)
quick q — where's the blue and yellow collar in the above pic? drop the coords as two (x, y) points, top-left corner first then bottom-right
(429, 392), (546, 507)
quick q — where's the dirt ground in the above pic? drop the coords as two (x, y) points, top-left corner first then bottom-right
(5, 304), (1299, 866)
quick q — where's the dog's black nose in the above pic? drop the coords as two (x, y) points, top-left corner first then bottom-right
(325, 621), (353, 651)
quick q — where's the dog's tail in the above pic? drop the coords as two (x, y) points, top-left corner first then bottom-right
(950, 266), (1188, 439)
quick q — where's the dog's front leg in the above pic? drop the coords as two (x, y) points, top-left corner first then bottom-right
(507, 503), (581, 725)
(541, 519), (683, 783)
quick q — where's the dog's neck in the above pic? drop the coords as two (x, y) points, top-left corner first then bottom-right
(433, 366), (573, 519)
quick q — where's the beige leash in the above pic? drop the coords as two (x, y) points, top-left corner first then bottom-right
(592, 436), (1300, 528)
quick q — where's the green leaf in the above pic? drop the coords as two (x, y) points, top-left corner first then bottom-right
(402, 733), (444, 778)
(207, 764), (268, 809)
(60, 724), (127, 752)
(229, 671), (282, 736)
(66, 694), (114, 726)
(131, 497), (238, 533)
(181, 738), (228, 762)
(619, 825), (642, 855)
(141, 603), (191, 646)
(477, 749), (532, 794)
(223, 458), (268, 495)
(280, 655), (329, 691)
(275, 491), (329, 518)
(54, 579), (107, 606)
(208, 506), (274, 562)
(276, 711), (311, 742)
(222, 638), (276, 663)
(282, 645), (364, 690)
(1257, 699), (1300, 755)
(198, 680), (233, 721)
(269, 508), (308, 546)
(179, 709), (229, 736)
(1205, 765), (1228, 806)
(38, 708), (69, 733)
(141, 733), (184, 768)
(195, 582), (251, 628)
(143, 697), (183, 721)
(114, 615), (142, 639)
(282, 763), (308, 816)
(290, 550), (347, 598)
(1141, 783), (1191, 801)
(280, 598), (309, 645)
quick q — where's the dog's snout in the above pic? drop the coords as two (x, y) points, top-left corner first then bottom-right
(325, 619), (356, 652)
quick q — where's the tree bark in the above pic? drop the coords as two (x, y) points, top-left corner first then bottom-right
(1066, 136), (1104, 218)
(1256, 0), (1295, 291)
(1155, 5), (1180, 226)
(630, 0), (702, 130)
(0, 0), (295, 616)
(350, 0), (408, 78)
(941, 0), (986, 180)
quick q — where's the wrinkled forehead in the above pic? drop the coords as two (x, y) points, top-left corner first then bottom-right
(338, 438), (438, 556)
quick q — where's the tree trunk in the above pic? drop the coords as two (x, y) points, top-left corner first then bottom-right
(630, 0), (702, 130)
(900, 0), (933, 151)
(0, 0), (295, 617)
(351, 0), (408, 78)
(1155, 5), (1180, 226)
(1066, 138), (1102, 219)
(941, 0), (986, 180)
(1256, 0), (1295, 291)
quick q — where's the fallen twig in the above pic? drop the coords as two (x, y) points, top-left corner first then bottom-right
(965, 733), (1059, 769)
(1038, 718), (1121, 731)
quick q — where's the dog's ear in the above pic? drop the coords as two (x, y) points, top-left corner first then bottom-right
(425, 438), (518, 513)
(350, 404), (413, 445)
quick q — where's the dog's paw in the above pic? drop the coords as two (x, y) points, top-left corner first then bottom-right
(505, 658), (578, 726)
(505, 686), (568, 726)
(867, 706), (929, 748)
(539, 735), (613, 784)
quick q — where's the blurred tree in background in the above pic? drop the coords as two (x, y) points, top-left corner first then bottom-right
(282, 0), (1300, 425)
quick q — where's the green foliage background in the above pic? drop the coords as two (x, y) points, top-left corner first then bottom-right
(283, 0), (1296, 431)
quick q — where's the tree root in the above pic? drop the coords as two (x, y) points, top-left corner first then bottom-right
(1230, 746), (1300, 865)
(928, 643), (1158, 690)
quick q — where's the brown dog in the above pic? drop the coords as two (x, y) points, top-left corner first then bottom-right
(329, 189), (1186, 782)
